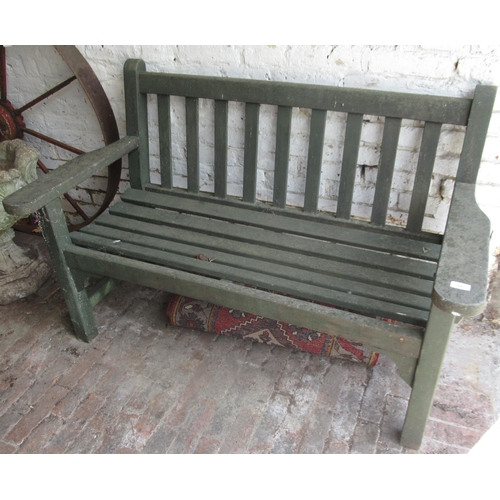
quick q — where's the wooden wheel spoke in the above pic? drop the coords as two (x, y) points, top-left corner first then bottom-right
(4, 45), (121, 233)
(21, 127), (85, 155)
(16, 75), (77, 114)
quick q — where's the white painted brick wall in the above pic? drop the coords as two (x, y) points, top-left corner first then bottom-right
(4, 45), (500, 264)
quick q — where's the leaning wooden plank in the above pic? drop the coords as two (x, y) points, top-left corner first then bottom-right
(109, 201), (438, 279)
(432, 182), (491, 317)
(3, 136), (139, 218)
(139, 70), (472, 125)
(75, 225), (432, 312)
(64, 245), (424, 359)
(91, 212), (435, 295)
(121, 189), (441, 260)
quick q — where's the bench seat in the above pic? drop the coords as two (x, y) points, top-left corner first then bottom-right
(72, 186), (438, 328)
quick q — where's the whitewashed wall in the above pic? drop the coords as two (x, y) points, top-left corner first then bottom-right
(5, 45), (500, 264)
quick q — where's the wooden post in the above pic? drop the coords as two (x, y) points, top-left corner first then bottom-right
(400, 302), (455, 449)
(39, 199), (98, 342)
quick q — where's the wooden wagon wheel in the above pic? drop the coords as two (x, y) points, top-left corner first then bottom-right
(0, 45), (121, 232)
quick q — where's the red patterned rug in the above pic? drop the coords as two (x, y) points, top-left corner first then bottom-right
(166, 294), (380, 366)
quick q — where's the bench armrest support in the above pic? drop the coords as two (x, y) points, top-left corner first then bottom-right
(2, 136), (139, 218)
(432, 182), (491, 317)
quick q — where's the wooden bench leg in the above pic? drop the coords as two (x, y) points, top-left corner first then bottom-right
(400, 303), (455, 450)
(39, 199), (98, 343)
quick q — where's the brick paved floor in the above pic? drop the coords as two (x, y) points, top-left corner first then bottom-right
(0, 232), (499, 454)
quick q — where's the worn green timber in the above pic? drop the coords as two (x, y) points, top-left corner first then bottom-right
(64, 244), (423, 360)
(138, 70), (472, 125)
(3, 136), (139, 218)
(39, 199), (98, 342)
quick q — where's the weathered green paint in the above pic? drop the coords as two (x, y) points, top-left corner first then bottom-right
(186, 97), (200, 193)
(242, 102), (260, 203)
(3, 136), (139, 218)
(39, 199), (98, 342)
(336, 113), (363, 220)
(158, 94), (173, 189)
(304, 109), (327, 213)
(406, 122), (442, 233)
(273, 106), (292, 208)
(214, 100), (228, 199)
(400, 303), (455, 449)
(371, 117), (402, 226)
(10, 58), (495, 451)
(124, 59), (150, 189)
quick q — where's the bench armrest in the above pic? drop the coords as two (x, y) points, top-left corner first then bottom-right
(432, 182), (491, 317)
(2, 136), (139, 218)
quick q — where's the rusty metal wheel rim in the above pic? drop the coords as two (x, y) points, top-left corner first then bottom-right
(0, 45), (121, 232)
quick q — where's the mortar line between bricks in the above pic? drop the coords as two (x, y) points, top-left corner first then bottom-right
(346, 367), (374, 453)
(244, 347), (295, 453)
(0, 326), (69, 417)
(427, 415), (489, 432)
(423, 437), (472, 452)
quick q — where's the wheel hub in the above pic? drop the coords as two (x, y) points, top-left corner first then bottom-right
(0, 100), (25, 141)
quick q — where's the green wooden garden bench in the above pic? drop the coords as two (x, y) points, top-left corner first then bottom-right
(3, 59), (496, 450)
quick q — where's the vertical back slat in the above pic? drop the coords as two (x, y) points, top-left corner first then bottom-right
(456, 85), (497, 184)
(336, 113), (363, 219)
(158, 94), (172, 189)
(406, 122), (442, 232)
(124, 59), (150, 189)
(214, 100), (229, 198)
(371, 117), (402, 225)
(243, 103), (260, 203)
(185, 97), (199, 193)
(273, 106), (293, 208)
(303, 109), (327, 213)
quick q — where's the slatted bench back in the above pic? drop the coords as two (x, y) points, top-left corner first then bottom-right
(124, 59), (495, 235)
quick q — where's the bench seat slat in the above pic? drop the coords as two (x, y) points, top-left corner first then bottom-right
(72, 230), (429, 326)
(121, 189), (441, 261)
(146, 184), (443, 245)
(92, 212), (434, 297)
(109, 201), (437, 280)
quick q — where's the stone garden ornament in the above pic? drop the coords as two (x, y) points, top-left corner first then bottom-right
(0, 139), (51, 304)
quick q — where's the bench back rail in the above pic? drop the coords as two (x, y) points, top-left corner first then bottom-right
(124, 59), (496, 236)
